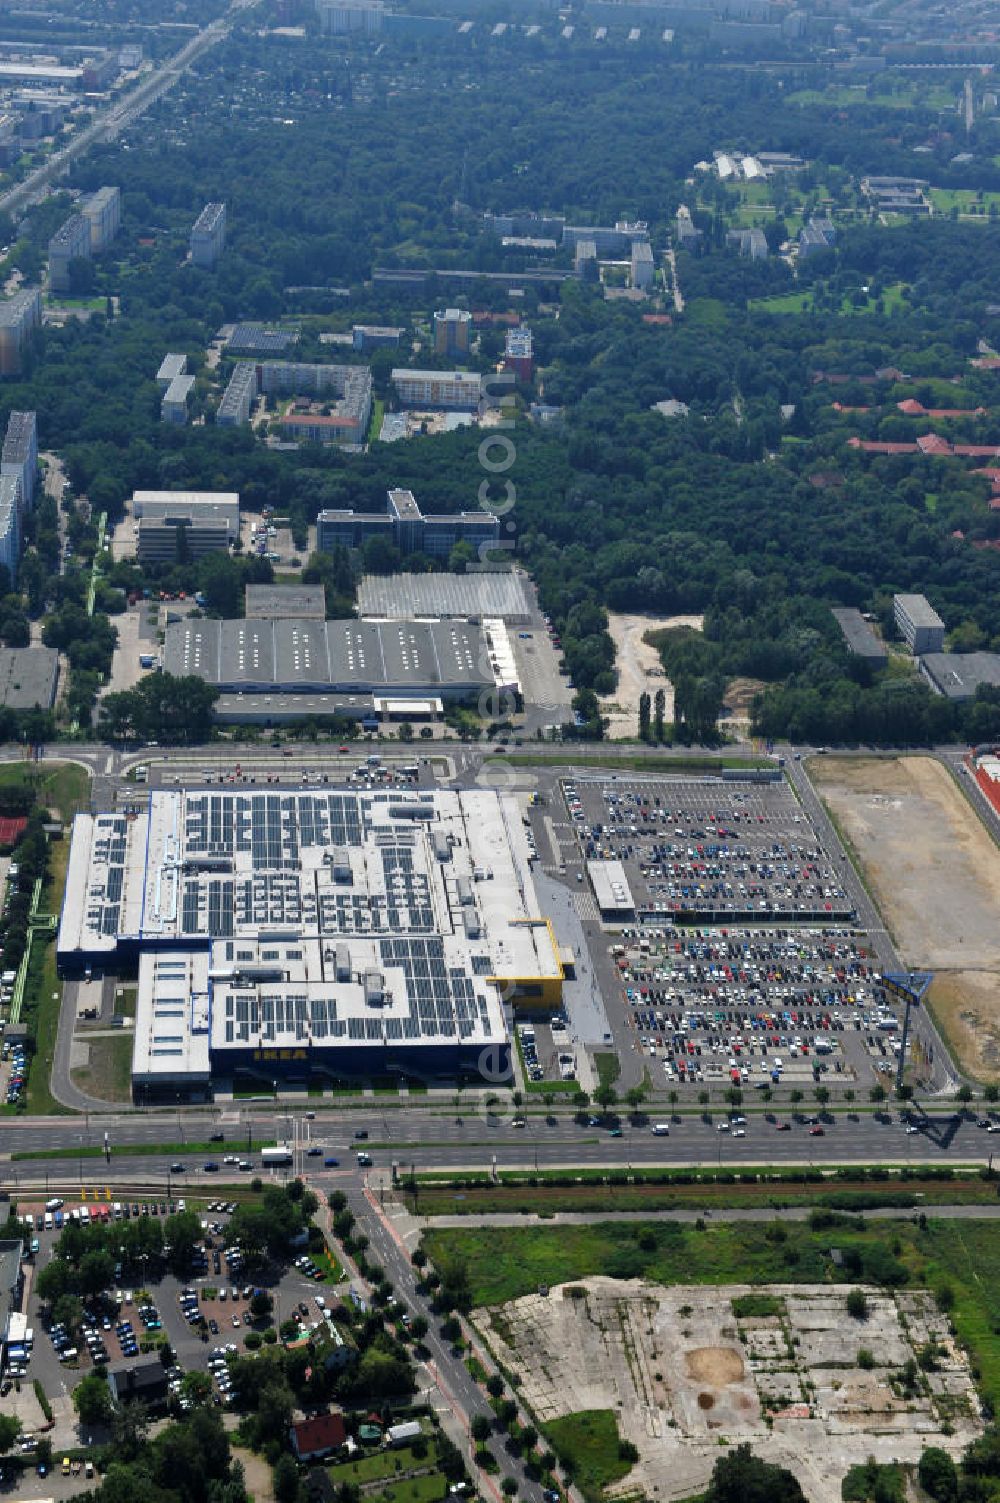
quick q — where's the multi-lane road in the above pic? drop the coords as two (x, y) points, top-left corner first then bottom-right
(2, 1103), (996, 1187)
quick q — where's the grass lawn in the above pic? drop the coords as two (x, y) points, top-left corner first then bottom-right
(0, 760), (89, 817)
(594, 1053), (620, 1090)
(328, 1439), (435, 1487)
(423, 1217), (1000, 1411)
(541, 1410), (634, 1503)
(370, 1475), (448, 1503)
(12, 1137), (275, 1161)
(406, 1171), (996, 1217)
(70, 1032), (134, 1102)
(3, 761), (93, 1115)
(24, 835), (72, 1115)
(749, 291), (812, 314)
(929, 188), (1000, 217)
(368, 397), (385, 442)
(751, 282), (907, 317)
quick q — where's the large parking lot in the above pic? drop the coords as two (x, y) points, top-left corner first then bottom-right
(567, 775), (854, 923)
(611, 924), (908, 1089)
(556, 776), (910, 1091)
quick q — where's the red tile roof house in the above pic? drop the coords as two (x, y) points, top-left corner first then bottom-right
(290, 1412), (348, 1462)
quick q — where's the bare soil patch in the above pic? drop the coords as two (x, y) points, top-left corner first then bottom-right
(810, 755), (1000, 1079)
(684, 1346), (745, 1385)
(600, 613), (703, 739)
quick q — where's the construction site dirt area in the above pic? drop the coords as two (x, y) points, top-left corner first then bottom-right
(477, 1278), (980, 1503)
(810, 755), (1000, 1080)
(599, 614), (703, 739)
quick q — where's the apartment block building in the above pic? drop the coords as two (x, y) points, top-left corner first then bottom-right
(0, 289), (40, 377)
(390, 369), (481, 410)
(48, 213), (91, 293)
(503, 326), (534, 383)
(894, 593), (945, 655)
(631, 239), (655, 290)
(217, 361), (257, 426)
(433, 308), (471, 358)
(190, 201), (226, 269)
(161, 374), (195, 425)
(1, 411), (37, 511)
(315, 0), (383, 32)
(82, 185), (121, 252)
(0, 476), (20, 578)
(156, 353), (187, 391)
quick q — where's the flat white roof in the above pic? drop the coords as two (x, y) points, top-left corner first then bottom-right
(587, 859), (636, 915)
(61, 788), (562, 1084)
(132, 489), (239, 516)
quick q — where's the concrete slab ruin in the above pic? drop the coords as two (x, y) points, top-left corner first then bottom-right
(475, 1279), (982, 1503)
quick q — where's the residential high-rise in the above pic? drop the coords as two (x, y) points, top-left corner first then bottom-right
(503, 326), (534, 384)
(315, 0), (383, 32)
(1, 411), (37, 510)
(190, 202), (226, 269)
(0, 290), (41, 377)
(48, 214), (91, 293)
(0, 476), (20, 578)
(81, 186), (121, 252)
(433, 308), (472, 358)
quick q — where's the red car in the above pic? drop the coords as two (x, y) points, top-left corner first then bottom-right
(775, 1122), (791, 1131)
(809, 1126), (825, 1136)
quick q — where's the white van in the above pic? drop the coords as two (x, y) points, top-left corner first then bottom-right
(651, 1123), (670, 1136)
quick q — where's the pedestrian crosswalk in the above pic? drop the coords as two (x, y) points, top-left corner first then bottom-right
(574, 890), (598, 921)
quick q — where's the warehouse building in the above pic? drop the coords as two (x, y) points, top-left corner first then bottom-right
(358, 570), (532, 623)
(831, 607), (888, 667)
(162, 616), (519, 707)
(226, 324), (298, 357)
(352, 324), (403, 353)
(57, 786), (564, 1097)
(894, 593), (945, 654)
(921, 652), (1000, 701)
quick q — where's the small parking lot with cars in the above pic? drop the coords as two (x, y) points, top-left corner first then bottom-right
(12, 1191), (348, 1432)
